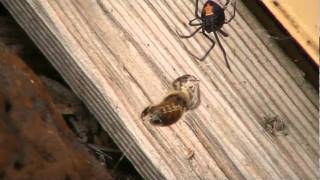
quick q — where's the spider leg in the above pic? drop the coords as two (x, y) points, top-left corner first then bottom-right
(188, 17), (202, 26)
(176, 26), (202, 38)
(224, 0), (236, 24)
(223, 0), (231, 8)
(196, 30), (216, 61)
(213, 31), (231, 71)
(194, 0), (201, 18)
(218, 29), (229, 37)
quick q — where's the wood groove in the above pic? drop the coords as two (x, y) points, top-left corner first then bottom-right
(2, 0), (318, 179)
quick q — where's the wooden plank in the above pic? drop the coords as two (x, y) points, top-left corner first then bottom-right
(2, 0), (318, 179)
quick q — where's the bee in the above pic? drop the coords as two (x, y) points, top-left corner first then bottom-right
(141, 75), (200, 126)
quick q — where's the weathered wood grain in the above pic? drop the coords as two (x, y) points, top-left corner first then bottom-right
(1, 0), (318, 179)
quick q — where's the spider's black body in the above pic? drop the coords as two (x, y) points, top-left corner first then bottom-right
(201, 1), (225, 32)
(177, 0), (236, 71)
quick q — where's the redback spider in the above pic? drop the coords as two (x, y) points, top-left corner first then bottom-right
(177, 0), (236, 71)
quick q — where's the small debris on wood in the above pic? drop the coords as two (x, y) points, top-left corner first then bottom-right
(186, 148), (195, 160)
(263, 115), (288, 136)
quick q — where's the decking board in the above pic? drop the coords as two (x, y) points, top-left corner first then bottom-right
(1, 0), (318, 179)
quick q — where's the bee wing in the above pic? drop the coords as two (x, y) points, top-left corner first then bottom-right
(187, 88), (201, 110)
